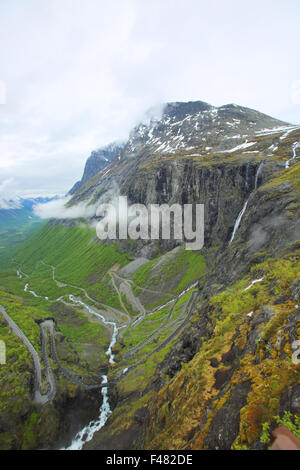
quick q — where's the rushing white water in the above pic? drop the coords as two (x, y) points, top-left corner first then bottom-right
(229, 200), (249, 244)
(64, 280), (201, 449)
(229, 157), (265, 245)
(68, 295), (118, 364)
(254, 159), (264, 190)
(229, 134), (288, 246)
(17, 270), (116, 450)
(62, 295), (120, 450)
(285, 141), (300, 169)
(29, 289), (40, 298)
(23, 282), (42, 298)
(17, 267), (199, 450)
(63, 375), (112, 451)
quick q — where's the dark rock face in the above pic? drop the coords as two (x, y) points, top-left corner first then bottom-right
(214, 368), (233, 390)
(68, 180), (81, 195)
(81, 144), (124, 184)
(288, 385), (300, 415)
(120, 100), (288, 162)
(66, 100), (295, 266)
(69, 99), (290, 201)
(122, 159), (260, 250)
(203, 381), (252, 450)
(47, 100), (300, 451)
(279, 384), (300, 418)
(69, 142), (124, 194)
(290, 278), (300, 302)
(49, 388), (103, 450)
(158, 314), (210, 380)
(163, 100), (213, 119)
(210, 358), (219, 368)
(84, 406), (149, 451)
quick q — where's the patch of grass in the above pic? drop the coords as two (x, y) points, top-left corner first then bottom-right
(132, 246), (205, 308)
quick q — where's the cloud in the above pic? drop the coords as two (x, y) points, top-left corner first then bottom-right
(34, 196), (97, 220)
(0, 178), (15, 195)
(0, 177), (21, 209)
(33, 176), (125, 221)
(0, 0), (300, 197)
(0, 198), (21, 210)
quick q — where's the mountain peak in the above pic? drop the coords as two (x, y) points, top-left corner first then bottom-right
(69, 99), (296, 197)
(162, 100), (213, 120)
(69, 142), (125, 195)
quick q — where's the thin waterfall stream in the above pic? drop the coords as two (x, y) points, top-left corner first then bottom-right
(16, 268), (118, 450)
(62, 295), (119, 450)
(285, 141), (300, 169)
(229, 159), (263, 244)
(16, 265), (200, 450)
(229, 140), (297, 244)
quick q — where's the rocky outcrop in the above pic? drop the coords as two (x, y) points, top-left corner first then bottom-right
(80, 123), (300, 450)
(5, 100), (300, 451)
(69, 142), (124, 195)
(67, 99), (294, 204)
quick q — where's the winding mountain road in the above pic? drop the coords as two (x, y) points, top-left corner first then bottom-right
(120, 288), (202, 375)
(9, 257), (203, 407)
(0, 304), (104, 404)
(0, 304), (53, 404)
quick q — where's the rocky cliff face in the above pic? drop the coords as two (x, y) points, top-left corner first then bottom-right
(121, 101), (289, 159)
(69, 100), (292, 202)
(70, 101), (300, 451)
(3, 100), (300, 451)
(68, 100), (298, 263)
(69, 142), (124, 195)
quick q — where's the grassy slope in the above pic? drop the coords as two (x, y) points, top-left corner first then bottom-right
(145, 250), (300, 450)
(13, 223), (130, 308)
(0, 221), (208, 448)
(92, 159), (300, 450)
(10, 223), (206, 372)
(131, 247), (206, 309)
(0, 287), (109, 449)
(103, 248), (300, 450)
(0, 220), (44, 267)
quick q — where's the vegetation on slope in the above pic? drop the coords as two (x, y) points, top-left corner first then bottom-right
(144, 249), (300, 450)
(0, 288), (109, 449)
(0, 220), (208, 449)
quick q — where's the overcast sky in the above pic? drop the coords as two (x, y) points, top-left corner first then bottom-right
(0, 0), (299, 199)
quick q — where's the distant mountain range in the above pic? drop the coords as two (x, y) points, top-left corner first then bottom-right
(0, 196), (57, 230)
(0, 196), (58, 260)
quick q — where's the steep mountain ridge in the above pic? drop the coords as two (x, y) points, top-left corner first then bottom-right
(69, 142), (125, 195)
(84, 130), (300, 449)
(122, 101), (289, 159)
(68, 100), (294, 209)
(1, 100), (300, 450)
(67, 101), (299, 264)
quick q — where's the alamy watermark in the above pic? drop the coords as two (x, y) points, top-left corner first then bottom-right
(96, 196), (204, 250)
(0, 340), (6, 365)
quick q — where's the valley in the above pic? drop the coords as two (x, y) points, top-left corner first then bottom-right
(0, 100), (300, 450)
